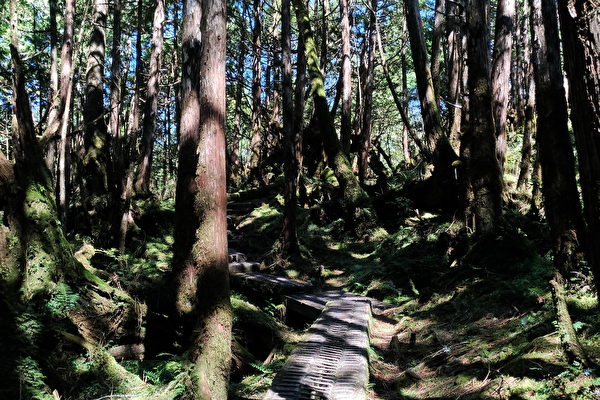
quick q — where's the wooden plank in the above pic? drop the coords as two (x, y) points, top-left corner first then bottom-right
(230, 272), (312, 296)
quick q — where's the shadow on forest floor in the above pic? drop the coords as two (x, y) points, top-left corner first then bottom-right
(227, 191), (600, 400)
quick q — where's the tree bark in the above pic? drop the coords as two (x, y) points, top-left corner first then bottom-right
(530, 0), (587, 364)
(250, 0), (263, 179)
(56, 0), (75, 224)
(557, 0), (600, 299)
(401, 18), (412, 162)
(491, 0), (516, 170)
(281, 0), (299, 256)
(294, 6), (307, 204)
(6, 6), (154, 395)
(462, 0), (503, 234)
(292, 0), (370, 208)
(359, 0), (377, 184)
(320, 0), (329, 72)
(375, 17), (426, 157)
(430, 0), (445, 102)
(83, 0), (110, 201)
(116, 0), (144, 250)
(231, 12), (247, 182)
(108, 0), (122, 141)
(135, 0), (165, 194)
(173, 0), (232, 396)
(530, 0), (584, 271)
(339, 0), (352, 154)
(516, 0), (536, 192)
(44, 0), (60, 150)
(446, 0), (464, 148)
(404, 0), (457, 169)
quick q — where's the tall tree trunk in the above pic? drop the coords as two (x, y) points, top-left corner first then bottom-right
(108, 0), (123, 233)
(530, 0), (588, 365)
(375, 16), (426, 156)
(401, 18), (412, 162)
(320, 0), (329, 71)
(231, 12), (247, 182)
(250, 0), (263, 180)
(83, 0), (110, 201)
(292, 0), (370, 208)
(281, 0), (299, 256)
(430, 0), (445, 102)
(44, 0), (60, 150)
(135, 0), (165, 194)
(173, 0), (181, 144)
(446, 0), (463, 149)
(558, 0), (600, 301)
(462, 0), (503, 234)
(530, 143), (543, 213)
(173, 0), (232, 395)
(339, 0), (352, 154)
(117, 0), (143, 251)
(353, 37), (366, 149)
(294, 9), (307, 205)
(56, 0), (75, 224)
(359, 0), (377, 184)
(491, 0), (516, 170)
(108, 0), (122, 142)
(404, 0), (457, 169)
(516, 0), (535, 192)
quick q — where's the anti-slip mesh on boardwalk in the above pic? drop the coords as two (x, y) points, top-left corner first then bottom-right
(264, 299), (371, 400)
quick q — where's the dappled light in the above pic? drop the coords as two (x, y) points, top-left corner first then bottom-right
(1, 0), (600, 398)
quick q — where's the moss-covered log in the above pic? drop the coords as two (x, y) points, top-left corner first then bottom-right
(549, 274), (591, 367)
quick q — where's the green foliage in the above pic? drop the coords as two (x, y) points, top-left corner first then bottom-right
(249, 359), (285, 374)
(16, 312), (43, 343)
(16, 357), (52, 400)
(46, 283), (79, 318)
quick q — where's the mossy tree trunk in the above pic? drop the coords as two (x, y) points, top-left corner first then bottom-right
(530, 0), (588, 365)
(135, 0), (165, 194)
(462, 0), (504, 234)
(404, 0), (457, 170)
(491, 0), (516, 171)
(249, 0), (263, 183)
(558, 0), (600, 305)
(56, 0), (75, 225)
(3, 3), (150, 397)
(358, 0), (376, 184)
(516, 0), (535, 193)
(172, 0), (232, 396)
(82, 0), (111, 210)
(281, 0), (300, 256)
(292, 0), (370, 209)
(430, 0), (445, 102)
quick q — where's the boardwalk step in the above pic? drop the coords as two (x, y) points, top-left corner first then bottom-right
(228, 261), (260, 274)
(286, 290), (394, 321)
(230, 272), (312, 297)
(228, 248), (248, 263)
(265, 299), (371, 400)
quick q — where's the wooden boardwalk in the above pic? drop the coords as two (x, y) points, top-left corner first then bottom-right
(227, 250), (393, 399)
(264, 299), (371, 400)
(285, 290), (393, 321)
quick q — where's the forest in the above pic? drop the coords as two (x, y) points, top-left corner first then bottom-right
(1, 0), (600, 397)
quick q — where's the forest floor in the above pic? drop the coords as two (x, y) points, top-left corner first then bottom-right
(222, 185), (600, 400)
(76, 181), (600, 400)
